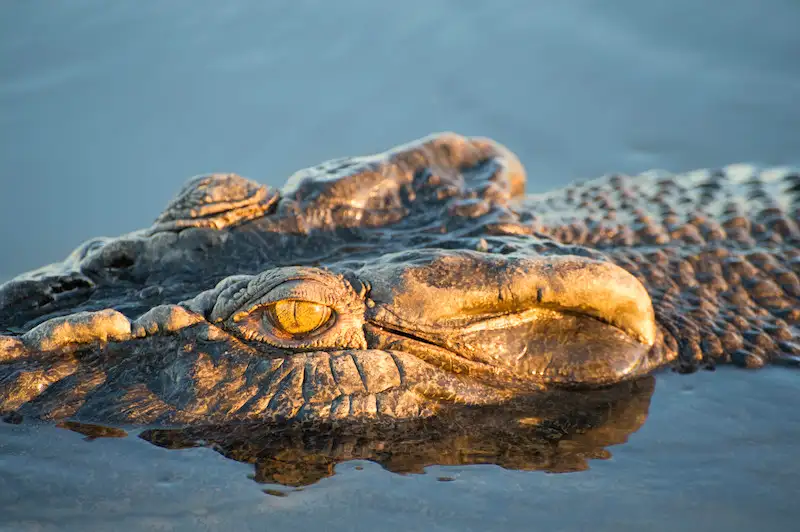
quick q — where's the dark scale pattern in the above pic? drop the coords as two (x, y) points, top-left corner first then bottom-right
(516, 165), (800, 370)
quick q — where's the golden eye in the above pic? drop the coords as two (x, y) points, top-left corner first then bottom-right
(266, 300), (333, 336)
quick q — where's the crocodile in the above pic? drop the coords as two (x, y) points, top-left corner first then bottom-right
(0, 132), (798, 425)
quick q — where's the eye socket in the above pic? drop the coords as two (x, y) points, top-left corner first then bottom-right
(213, 271), (366, 350)
(265, 300), (334, 337)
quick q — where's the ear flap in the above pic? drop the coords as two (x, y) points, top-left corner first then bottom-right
(150, 173), (279, 233)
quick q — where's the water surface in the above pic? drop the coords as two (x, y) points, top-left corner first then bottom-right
(2, 369), (797, 531)
(0, 2), (799, 530)
(1, 0), (799, 278)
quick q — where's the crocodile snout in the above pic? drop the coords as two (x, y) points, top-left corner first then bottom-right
(360, 249), (658, 386)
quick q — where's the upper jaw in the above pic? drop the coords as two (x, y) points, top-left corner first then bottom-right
(360, 249), (657, 343)
(360, 250), (660, 386)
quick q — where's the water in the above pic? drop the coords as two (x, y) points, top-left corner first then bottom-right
(1, 368), (797, 531)
(1, 0), (799, 278)
(0, 2), (799, 530)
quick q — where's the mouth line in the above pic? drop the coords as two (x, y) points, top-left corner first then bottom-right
(369, 306), (647, 350)
(367, 321), (455, 353)
(364, 321), (526, 386)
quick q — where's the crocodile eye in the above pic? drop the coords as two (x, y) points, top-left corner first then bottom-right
(265, 300), (333, 337)
(212, 270), (366, 351)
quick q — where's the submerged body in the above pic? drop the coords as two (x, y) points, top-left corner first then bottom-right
(0, 133), (797, 424)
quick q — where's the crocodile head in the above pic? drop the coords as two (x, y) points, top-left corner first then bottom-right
(5, 132), (794, 425)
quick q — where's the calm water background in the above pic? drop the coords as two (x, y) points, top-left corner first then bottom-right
(0, 1), (799, 530)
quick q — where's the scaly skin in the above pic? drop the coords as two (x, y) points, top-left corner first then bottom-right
(0, 133), (797, 425)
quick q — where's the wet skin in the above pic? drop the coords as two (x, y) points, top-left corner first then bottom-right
(0, 133), (797, 424)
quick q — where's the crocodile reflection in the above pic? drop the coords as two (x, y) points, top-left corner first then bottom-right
(132, 377), (654, 488)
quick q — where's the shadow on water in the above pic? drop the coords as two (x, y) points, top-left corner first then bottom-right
(51, 377), (655, 489)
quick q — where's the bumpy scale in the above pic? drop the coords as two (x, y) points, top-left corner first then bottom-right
(0, 133), (797, 424)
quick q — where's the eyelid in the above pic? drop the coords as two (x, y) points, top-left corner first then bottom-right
(230, 280), (335, 321)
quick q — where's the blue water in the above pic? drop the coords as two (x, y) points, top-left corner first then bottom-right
(2, 368), (797, 531)
(1, 2), (799, 530)
(1, 0), (799, 279)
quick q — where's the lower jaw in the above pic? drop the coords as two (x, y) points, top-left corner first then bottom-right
(363, 320), (665, 389)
